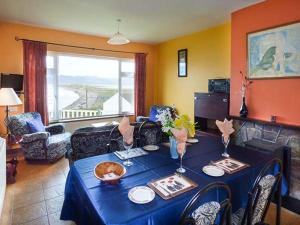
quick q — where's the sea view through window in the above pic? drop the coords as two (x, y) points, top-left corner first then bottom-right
(46, 52), (135, 121)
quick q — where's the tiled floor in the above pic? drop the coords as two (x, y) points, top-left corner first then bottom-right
(1, 156), (300, 225)
(0, 156), (74, 225)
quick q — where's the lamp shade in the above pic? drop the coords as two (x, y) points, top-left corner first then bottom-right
(0, 88), (22, 106)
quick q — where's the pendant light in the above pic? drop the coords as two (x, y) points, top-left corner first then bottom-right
(107, 19), (130, 45)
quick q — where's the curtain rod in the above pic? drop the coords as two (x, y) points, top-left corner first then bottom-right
(15, 37), (147, 55)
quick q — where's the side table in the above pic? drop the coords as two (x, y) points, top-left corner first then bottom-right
(6, 142), (22, 162)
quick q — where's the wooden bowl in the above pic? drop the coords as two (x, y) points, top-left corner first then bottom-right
(94, 161), (126, 184)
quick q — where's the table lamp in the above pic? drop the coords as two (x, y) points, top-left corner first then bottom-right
(0, 88), (22, 136)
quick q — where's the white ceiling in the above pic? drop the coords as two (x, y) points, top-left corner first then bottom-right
(0, 0), (262, 44)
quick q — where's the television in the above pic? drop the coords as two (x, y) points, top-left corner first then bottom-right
(0, 73), (24, 93)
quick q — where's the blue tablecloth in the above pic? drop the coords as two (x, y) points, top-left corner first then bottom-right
(61, 133), (285, 225)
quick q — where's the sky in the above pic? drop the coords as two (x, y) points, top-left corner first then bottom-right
(46, 55), (134, 78)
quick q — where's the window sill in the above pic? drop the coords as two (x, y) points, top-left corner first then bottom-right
(49, 114), (135, 124)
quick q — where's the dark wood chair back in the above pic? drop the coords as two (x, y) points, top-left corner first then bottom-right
(242, 158), (282, 225)
(179, 182), (232, 225)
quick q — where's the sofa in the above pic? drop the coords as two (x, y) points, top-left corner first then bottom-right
(68, 121), (162, 165)
(7, 112), (71, 162)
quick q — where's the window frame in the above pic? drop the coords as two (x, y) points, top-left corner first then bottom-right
(47, 51), (135, 122)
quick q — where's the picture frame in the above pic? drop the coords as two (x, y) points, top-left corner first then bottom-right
(247, 21), (300, 79)
(178, 49), (187, 77)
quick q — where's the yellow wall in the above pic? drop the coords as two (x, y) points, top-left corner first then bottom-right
(155, 23), (231, 120)
(0, 21), (231, 134)
(0, 21), (157, 135)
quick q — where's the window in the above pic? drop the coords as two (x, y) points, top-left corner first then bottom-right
(46, 52), (135, 121)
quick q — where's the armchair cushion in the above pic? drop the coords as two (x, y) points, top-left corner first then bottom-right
(26, 117), (45, 133)
(45, 123), (65, 135)
(21, 132), (50, 144)
(149, 105), (177, 122)
(7, 112), (43, 137)
(149, 107), (159, 122)
(47, 132), (71, 162)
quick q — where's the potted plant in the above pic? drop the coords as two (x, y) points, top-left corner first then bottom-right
(156, 108), (195, 159)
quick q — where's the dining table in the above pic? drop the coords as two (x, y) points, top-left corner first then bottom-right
(60, 132), (287, 225)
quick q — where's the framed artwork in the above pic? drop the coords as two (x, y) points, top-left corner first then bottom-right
(178, 49), (187, 77)
(247, 21), (300, 79)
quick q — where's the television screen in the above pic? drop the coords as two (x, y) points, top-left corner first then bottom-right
(0, 74), (24, 92)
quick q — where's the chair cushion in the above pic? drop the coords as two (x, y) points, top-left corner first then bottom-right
(232, 208), (245, 225)
(252, 175), (276, 225)
(48, 132), (71, 145)
(149, 107), (158, 122)
(26, 117), (45, 133)
(191, 201), (220, 225)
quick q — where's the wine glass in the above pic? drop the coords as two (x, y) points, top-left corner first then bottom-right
(123, 138), (133, 166)
(176, 144), (186, 173)
(221, 134), (230, 158)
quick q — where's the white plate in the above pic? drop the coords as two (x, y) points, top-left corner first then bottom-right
(202, 165), (225, 177)
(143, 145), (159, 151)
(186, 138), (199, 144)
(128, 186), (155, 204)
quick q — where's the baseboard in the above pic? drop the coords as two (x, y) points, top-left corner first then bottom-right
(282, 196), (300, 215)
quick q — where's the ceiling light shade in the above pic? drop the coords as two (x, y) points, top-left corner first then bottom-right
(107, 19), (130, 45)
(107, 32), (130, 45)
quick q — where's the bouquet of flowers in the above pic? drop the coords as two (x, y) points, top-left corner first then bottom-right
(156, 108), (196, 137)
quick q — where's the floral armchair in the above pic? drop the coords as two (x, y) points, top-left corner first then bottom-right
(7, 112), (71, 162)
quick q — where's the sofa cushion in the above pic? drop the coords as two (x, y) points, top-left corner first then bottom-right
(48, 132), (71, 145)
(149, 107), (158, 122)
(26, 117), (45, 133)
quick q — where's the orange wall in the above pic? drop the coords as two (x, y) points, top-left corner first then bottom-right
(0, 21), (157, 135)
(231, 0), (300, 126)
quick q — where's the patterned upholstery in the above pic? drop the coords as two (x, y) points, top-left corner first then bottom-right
(69, 122), (162, 164)
(232, 175), (276, 225)
(45, 123), (65, 135)
(70, 128), (113, 164)
(7, 112), (42, 137)
(138, 122), (162, 146)
(192, 201), (221, 225)
(252, 175), (276, 225)
(136, 105), (176, 123)
(7, 112), (71, 162)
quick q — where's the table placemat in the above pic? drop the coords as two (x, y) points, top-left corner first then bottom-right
(211, 157), (249, 174)
(148, 173), (198, 200)
(114, 148), (148, 160)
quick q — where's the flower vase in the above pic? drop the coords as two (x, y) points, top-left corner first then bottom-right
(240, 97), (248, 118)
(169, 136), (178, 159)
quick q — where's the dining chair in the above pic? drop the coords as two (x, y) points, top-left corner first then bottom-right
(179, 182), (232, 225)
(232, 158), (282, 225)
(137, 120), (162, 147)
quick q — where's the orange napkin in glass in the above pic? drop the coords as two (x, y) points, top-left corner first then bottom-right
(118, 117), (134, 144)
(215, 119), (235, 143)
(171, 128), (188, 154)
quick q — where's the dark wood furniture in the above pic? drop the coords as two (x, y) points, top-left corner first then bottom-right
(194, 92), (229, 133)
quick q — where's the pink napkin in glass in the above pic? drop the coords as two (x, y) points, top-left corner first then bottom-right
(118, 117), (134, 144)
(171, 128), (188, 154)
(215, 119), (235, 143)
